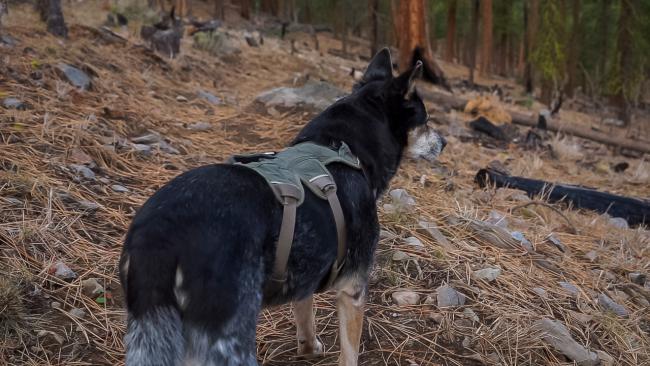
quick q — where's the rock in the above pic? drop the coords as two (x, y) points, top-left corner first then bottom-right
(387, 189), (416, 213)
(417, 221), (452, 250)
(51, 261), (77, 280)
(559, 282), (580, 298)
(436, 284), (466, 308)
(463, 308), (479, 323)
(132, 143), (153, 153)
(510, 231), (534, 252)
(69, 164), (95, 180)
(629, 272), (646, 286)
(546, 234), (566, 252)
(81, 278), (104, 297)
(3, 97), (27, 110)
(380, 229), (398, 241)
(57, 63), (91, 91)
(244, 33), (259, 47)
(429, 312), (443, 324)
(462, 336), (471, 348)
(1, 34), (19, 47)
(392, 250), (410, 261)
(472, 267), (501, 282)
(392, 291), (420, 306)
(37, 330), (64, 345)
(3, 197), (23, 205)
(197, 90), (222, 105)
(535, 318), (599, 366)
(158, 140), (180, 154)
(51, 301), (62, 309)
(602, 118), (625, 127)
(404, 236), (423, 247)
(596, 350), (615, 366)
(255, 81), (346, 112)
(69, 308), (86, 319)
(511, 193), (531, 202)
(76, 199), (100, 211)
(186, 121), (212, 131)
(608, 217), (629, 229)
(57, 192), (99, 212)
(424, 295), (436, 305)
(176, 95), (188, 102)
(111, 184), (129, 193)
(486, 210), (509, 228)
(132, 133), (161, 144)
(532, 287), (548, 299)
(584, 250), (598, 262)
(597, 293), (628, 317)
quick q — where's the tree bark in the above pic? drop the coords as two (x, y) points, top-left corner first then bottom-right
(445, 0), (457, 62)
(37, 0), (67, 38)
(614, 0), (634, 125)
(369, 0), (380, 57)
(239, 0), (252, 19)
(598, 0), (611, 83)
(524, 0), (539, 94)
(214, 0), (225, 20)
(468, 0), (480, 85)
(565, 0), (581, 97)
(480, 0), (493, 75)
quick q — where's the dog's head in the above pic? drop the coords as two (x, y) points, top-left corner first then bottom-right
(353, 48), (446, 162)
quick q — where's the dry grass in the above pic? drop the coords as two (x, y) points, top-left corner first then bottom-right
(1, 4), (649, 366)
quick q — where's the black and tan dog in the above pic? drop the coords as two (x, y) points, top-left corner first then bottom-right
(119, 48), (446, 366)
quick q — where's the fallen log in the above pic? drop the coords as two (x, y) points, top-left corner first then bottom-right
(419, 88), (650, 155)
(475, 168), (650, 227)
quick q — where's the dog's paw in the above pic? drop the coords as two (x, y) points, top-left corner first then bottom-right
(297, 337), (324, 359)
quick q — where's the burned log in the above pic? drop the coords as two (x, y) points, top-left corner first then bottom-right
(469, 117), (509, 141)
(475, 168), (650, 227)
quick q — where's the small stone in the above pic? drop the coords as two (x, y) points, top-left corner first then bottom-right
(57, 63), (91, 90)
(404, 236), (423, 247)
(472, 267), (501, 282)
(111, 184), (129, 193)
(510, 231), (534, 252)
(37, 330), (64, 345)
(388, 189), (416, 213)
(69, 164), (95, 180)
(132, 133), (162, 144)
(3, 197), (23, 205)
(471, 190), (491, 204)
(486, 210), (509, 228)
(535, 318), (599, 366)
(596, 350), (615, 366)
(424, 295), (436, 305)
(584, 250), (598, 262)
(3, 97), (27, 110)
(81, 278), (104, 297)
(559, 282), (580, 298)
(380, 229), (398, 241)
(532, 287), (547, 298)
(511, 193), (531, 202)
(176, 95), (188, 102)
(462, 336), (471, 348)
(608, 217), (629, 229)
(51, 261), (77, 280)
(0, 34), (19, 47)
(392, 291), (420, 306)
(132, 143), (153, 153)
(197, 90), (222, 105)
(69, 308), (86, 318)
(417, 220), (452, 250)
(436, 284), (466, 308)
(597, 293), (628, 317)
(429, 312), (443, 323)
(546, 234), (566, 252)
(463, 308), (479, 323)
(158, 140), (180, 155)
(629, 273), (646, 286)
(186, 121), (212, 131)
(392, 250), (410, 261)
(567, 310), (593, 325)
(244, 34), (259, 47)
(51, 301), (62, 309)
(77, 199), (100, 211)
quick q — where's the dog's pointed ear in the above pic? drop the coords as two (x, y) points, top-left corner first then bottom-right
(361, 48), (393, 84)
(394, 61), (423, 99)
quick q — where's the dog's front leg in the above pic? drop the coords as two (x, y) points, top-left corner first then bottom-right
(293, 295), (323, 357)
(336, 281), (366, 366)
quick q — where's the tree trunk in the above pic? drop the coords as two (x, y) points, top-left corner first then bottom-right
(445, 0), (457, 62)
(598, 0), (611, 83)
(565, 0), (581, 97)
(480, 0), (493, 75)
(239, 0), (252, 19)
(523, 0), (539, 94)
(468, 0), (480, 85)
(394, 0), (449, 89)
(214, 0), (225, 20)
(37, 0), (67, 38)
(614, 0), (634, 125)
(369, 0), (380, 57)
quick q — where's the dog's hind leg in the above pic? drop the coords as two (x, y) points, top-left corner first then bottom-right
(293, 295), (323, 357)
(336, 279), (366, 366)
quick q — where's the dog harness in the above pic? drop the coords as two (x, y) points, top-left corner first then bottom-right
(226, 142), (362, 297)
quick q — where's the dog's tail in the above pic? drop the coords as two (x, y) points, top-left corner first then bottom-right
(120, 247), (184, 366)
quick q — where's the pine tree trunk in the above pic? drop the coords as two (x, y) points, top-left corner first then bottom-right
(615, 0), (633, 125)
(239, 0), (252, 19)
(369, 0), (380, 57)
(468, 0), (479, 84)
(445, 0), (457, 62)
(214, 0), (225, 20)
(565, 0), (581, 97)
(598, 0), (611, 84)
(37, 0), (67, 38)
(523, 0), (539, 94)
(480, 0), (493, 75)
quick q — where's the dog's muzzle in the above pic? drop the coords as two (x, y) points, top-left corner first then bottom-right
(407, 125), (447, 162)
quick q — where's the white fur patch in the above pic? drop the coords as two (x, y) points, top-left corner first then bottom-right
(125, 307), (184, 366)
(407, 126), (444, 162)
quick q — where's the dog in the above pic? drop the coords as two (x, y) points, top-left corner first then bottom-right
(119, 48), (446, 366)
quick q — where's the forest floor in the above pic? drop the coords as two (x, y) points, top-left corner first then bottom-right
(1, 2), (649, 366)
